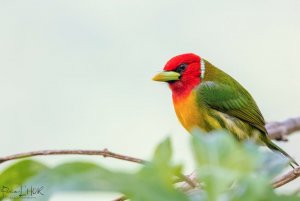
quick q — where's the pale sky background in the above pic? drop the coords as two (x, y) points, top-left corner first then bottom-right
(0, 0), (300, 200)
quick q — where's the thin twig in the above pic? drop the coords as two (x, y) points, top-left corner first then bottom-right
(177, 173), (197, 189)
(267, 116), (300, 141)
(112, 195), (127, 201)
(273, 166), (300, 188)
(178, 171), (199, 192)
(0, 149), (146, 164)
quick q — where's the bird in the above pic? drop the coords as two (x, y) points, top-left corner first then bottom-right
(152, 53), (298, 167)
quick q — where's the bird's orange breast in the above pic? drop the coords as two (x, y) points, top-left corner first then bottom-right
(173, 92), (205, 132)
(173, 91), (222, 133)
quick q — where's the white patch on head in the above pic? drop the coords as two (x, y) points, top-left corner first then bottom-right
(200, 59), (205, 79)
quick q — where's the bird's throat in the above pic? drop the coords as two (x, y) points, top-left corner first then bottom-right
(170, 78), (200, 103)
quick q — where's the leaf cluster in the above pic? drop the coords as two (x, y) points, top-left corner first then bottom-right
(0, 131), (299, 201)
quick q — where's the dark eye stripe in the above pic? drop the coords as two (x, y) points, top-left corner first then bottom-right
(175, 63), (187, 73)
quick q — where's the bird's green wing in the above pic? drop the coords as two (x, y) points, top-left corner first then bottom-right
(196, 81), (267, 133)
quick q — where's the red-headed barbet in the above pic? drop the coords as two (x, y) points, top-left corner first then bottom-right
(153, 53), (298, 167)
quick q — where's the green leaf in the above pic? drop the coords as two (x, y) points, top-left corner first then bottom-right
(133, 137), (186, 201)
(257, 151), (289, 178)
(192, 130), (256, 174)
(270, 194), (300, 201)
(21, 161), (127, 200)
(229, 175), (272, 201)
(190, 130), (288, 201)
(18, 138), (188, 201)
(152, 137), (172, 165)
(0, 160), (49, 200)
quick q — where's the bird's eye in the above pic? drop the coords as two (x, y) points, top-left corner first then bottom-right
(175, 63), (187, 73)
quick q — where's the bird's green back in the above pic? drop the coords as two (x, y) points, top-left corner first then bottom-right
(195, 60), (298, 167)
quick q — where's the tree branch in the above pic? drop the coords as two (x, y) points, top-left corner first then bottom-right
(0, 149), (146, 165)
(0, 117), (299, 165)
(267, 116), (300, 141)
(273, 166), (300, 188)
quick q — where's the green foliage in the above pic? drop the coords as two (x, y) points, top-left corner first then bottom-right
(190, 131), (291, 201)
(0, 131), (299, 201)
(0, 160), (49, 200)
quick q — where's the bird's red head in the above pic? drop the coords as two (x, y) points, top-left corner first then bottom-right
(153, 53), (203, 101)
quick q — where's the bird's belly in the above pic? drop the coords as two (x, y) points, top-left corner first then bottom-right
(214, 111), (263, 142)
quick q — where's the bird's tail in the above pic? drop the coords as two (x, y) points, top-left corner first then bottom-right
(264, 137), (298, 168)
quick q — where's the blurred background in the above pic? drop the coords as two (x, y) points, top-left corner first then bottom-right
(0, 0), (300, 200)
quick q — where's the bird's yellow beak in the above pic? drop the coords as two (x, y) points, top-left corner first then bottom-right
(152, 71), (180, 82)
